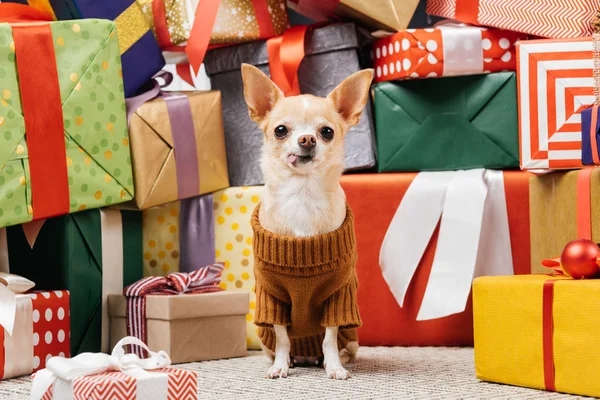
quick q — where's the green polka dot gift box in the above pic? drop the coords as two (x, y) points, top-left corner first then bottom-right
(0, 16), (134, 229)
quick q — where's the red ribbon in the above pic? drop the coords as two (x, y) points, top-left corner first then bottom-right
(455, 0), (480, 25)
(1, 4), (70, 221)
(576, 168), (593, 240)
(124, 264), (224, 355)
(267, 25), (308, 97)
(542, 280), (557, 392)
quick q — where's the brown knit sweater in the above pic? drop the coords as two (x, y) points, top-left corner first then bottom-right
(251, 204), (361, 357)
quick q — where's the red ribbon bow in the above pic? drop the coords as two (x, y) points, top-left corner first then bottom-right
(124, 264), (224, 355)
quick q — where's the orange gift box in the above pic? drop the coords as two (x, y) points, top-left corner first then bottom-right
(341, 171), (531, 346)
(372, 26), (526, 82)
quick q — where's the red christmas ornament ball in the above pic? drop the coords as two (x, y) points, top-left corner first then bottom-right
(560, 239), (600, 279)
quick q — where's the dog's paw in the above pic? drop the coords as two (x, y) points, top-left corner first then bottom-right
(266, 361), (290, 379)
(325, 364), (350, 380)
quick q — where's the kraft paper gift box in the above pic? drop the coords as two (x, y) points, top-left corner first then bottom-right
(0, 16), (134, 229)
(474, 275), (600, 398)
(340, 171), (531, 346)
(372, 25), (526, 82)
(141, 0), (289, 48)
(426, 0), (597, 39)
(5, 209), (142, 355)
(45, 0), (165, 96)
(204, 22), (376, 187)
(126, 86), (229, 210)
(108, 291), (249, 363)
(374, 72), (518, 172)
(529, 168), (600, 274)
(0, 290), (70, 379)
(518, 38), (595, 171)
(287, 0), (419, 32)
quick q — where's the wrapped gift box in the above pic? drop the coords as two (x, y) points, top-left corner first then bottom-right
(108, 291), (248, 363)
(372, 26), (526, 82)
(127, 90), (229, 209)
(426, 0), (597, 38)
(288, 0), (419, 32)
(374, 72), (518, 172)
(142, 0), (289, 48)
(1, 291), (70, 379)
(0, 18), (134, 229)
(47, 0), (165, 96)
(204, 23), (376, 186)
(474, 275), (600, 398)
(341, 171), (531, 346)
(529, 169), (600, 273)
(6, 210), (142, 355)
(518, 38), (594, 170)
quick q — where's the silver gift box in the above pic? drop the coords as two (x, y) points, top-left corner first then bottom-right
(204, 23), (377, 187)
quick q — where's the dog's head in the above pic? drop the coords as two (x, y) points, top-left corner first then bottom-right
(241, 64), (373, 175)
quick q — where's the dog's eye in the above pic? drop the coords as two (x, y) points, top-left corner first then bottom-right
(320, 127), (334, 141)
(274, 125), (288, 138)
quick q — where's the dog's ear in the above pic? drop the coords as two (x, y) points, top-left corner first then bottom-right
(327, 69), (374, 127)
(241, 64), (283, 123)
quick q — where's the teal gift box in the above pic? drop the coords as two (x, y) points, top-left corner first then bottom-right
(6, 209), (142, 355)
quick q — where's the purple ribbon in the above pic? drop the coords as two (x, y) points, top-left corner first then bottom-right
(179, 194), (216, 273)
(125, 72), (200, 200)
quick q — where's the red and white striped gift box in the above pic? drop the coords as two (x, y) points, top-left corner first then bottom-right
(517, 38), (595, 170)
(39, 367), (197, 400)
(426, 0), (597, 39)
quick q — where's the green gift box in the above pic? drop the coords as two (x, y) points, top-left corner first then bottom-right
(6, 209), (142, 355)
(0, 18), (134, 228)
(374, 72), (519, 172)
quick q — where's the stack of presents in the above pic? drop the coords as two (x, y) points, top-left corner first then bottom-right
(0, 0), (599, 397)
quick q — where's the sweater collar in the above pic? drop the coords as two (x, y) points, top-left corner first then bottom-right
(251, 204), (356, 268)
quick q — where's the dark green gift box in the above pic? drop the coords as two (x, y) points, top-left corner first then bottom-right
(374, 72), (519, 172)
(7, 209), (142, 355)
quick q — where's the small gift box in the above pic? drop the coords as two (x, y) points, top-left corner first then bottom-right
(6, 209), (142, 355)
(126, 75), (229, 209)
(374, 72), (518, 172)
(518, 38), (594, 170)
(372, 24), (526, 82)
(47, 0), (165, 96)
(108, 266), (247, 363)
(0, 8), (134, 228)
(426, 0), (597, 38)
(474, 274), (600, 398)
(340, 171), (531, 346)
(0, 277), (70, 379)
(287, 0), (419, 32)
(31, 337), (198, 400)
(204, 23), (376, 186)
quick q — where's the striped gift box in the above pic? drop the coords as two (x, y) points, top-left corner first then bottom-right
(518, 37), (595, 171)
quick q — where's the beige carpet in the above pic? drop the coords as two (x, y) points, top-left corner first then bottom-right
(0, 347), (591, 399)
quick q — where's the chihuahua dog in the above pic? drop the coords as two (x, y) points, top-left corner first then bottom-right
(241, 64), (374, 380)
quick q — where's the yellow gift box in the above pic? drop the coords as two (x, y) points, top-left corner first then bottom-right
(474, 274), (600, 398)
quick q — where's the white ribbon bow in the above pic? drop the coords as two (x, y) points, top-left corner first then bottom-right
(0, 272), (35, 336)
(379, 169), (514, 320)
(30, 337), (171, 400)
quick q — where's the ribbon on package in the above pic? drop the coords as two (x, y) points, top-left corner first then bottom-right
(0, 4), (70, 222)
(124, 265), (224, 355)
(114, 0), (154, 55)
(379, 169), (514, 320)
(126, 72), (201, 200)
(179, 195), (217, 273)
(434, 20), (484, 76)
(30, 336), (171, 400)
(267, 25), (308, 96)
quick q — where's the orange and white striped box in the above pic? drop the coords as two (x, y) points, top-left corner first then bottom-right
(426, 0), (597, 39)
(372, 25), (527, 82)
(518, 38), (595, 171)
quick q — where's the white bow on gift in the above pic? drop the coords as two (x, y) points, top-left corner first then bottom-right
(0, 272), (35, 336)
(31, 337), (171, 400)
(379, 169), (514, 320)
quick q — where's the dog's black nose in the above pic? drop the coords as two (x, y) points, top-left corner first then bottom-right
(298, 135), (316, 149)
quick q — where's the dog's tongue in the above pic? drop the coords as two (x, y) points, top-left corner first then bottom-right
(286, 154), (298, 164)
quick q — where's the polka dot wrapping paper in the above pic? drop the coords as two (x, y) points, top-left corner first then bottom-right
(0, 291), (70, 380)
(372, 26), (527, 82)
(0, 20), (135, 229)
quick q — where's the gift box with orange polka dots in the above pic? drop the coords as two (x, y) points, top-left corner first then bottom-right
(372, 25), (527, 82)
